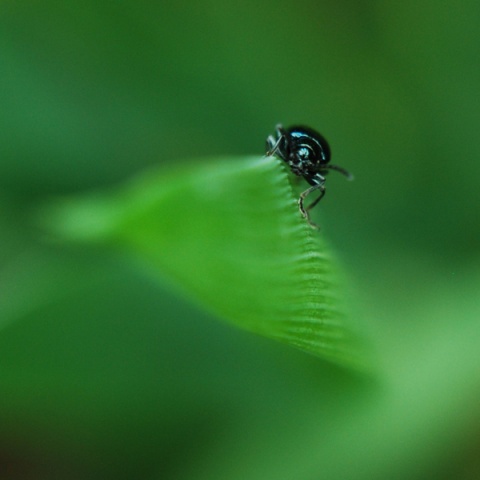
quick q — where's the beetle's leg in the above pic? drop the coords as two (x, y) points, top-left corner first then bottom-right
(306, 185), (326, 211)
(299, 183), (325, 230)
(266, 135), (277, 153)
(266, 134), (284, 157)
(305, 174), (326, 212)
(266, 124), (288, 157)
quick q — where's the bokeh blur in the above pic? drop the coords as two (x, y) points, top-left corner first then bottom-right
(1, 1), (480, 479)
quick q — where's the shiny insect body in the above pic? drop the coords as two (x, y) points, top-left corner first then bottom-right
(266, 124), (352, 229)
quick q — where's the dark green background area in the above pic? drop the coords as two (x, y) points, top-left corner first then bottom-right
(1, 2), (479, 479)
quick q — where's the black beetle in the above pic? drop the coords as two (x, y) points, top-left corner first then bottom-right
(266, 124), (352, 229)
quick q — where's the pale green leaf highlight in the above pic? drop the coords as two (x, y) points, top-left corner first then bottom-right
(44, 156), (368, 368)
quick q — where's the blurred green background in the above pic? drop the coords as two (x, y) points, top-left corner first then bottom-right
(1, 1), (480, 479)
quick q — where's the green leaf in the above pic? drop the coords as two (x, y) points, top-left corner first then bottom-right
(42, 156), (369, 369)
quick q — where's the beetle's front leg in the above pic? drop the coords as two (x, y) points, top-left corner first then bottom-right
(266, 124), (288, 157)
(266, 135), (277, 154)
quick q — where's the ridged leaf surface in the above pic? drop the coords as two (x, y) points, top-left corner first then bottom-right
(45, 156), (366, 368)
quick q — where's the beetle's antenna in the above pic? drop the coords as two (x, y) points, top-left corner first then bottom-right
(324, 164), (354, 180)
